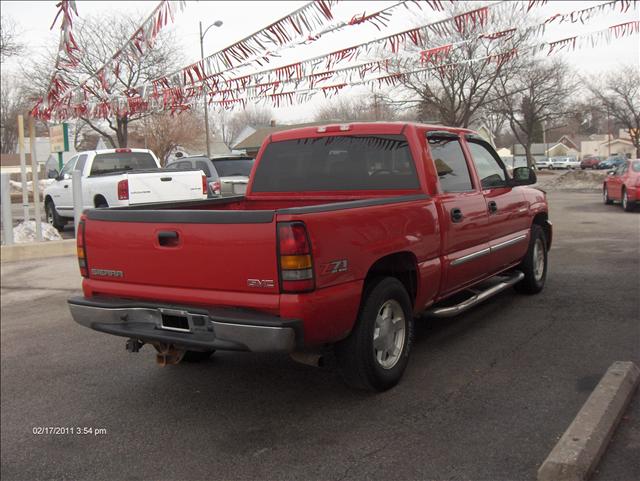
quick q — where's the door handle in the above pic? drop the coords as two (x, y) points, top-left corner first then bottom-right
(64, 185), (69, 189)
(488, 201), (498, 214)
(450, 208), (464, 223)
(158, 231), (179, 247)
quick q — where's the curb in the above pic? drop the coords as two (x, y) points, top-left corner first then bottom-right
(1, 239), (76, 263)
(537, 361), (640, 481)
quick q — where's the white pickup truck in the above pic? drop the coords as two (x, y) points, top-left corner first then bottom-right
(44, 148), (206, 231)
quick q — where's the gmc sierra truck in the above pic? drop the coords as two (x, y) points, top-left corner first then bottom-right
(68, 123), (551, 391)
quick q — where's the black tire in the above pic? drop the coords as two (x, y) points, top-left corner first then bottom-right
(515, 224), (548, 295)
(603, 185), (613, 205)
(622, 188), (635, 212)
(45, 200), (66, 232)
(182, 350), (215, 363)
(335, 277), (414, 392)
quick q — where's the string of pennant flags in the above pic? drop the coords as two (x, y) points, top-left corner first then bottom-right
(42, 0), (187, 113)
(37, 17), (640, 121)
(34, 0), (640, 121)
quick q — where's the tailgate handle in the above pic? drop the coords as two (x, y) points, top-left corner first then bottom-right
(160, 177), (172, 182)
(158, 231), (179, 247)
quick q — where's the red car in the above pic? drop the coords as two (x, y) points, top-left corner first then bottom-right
(603, 159), (639, 212)
(580, 156), (604, 169)
(68, 122), (552, 391)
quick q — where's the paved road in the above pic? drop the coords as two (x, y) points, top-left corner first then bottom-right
(1, 192), (638, 481)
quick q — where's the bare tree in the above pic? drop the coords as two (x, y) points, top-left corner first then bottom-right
(23, 14), (180, 147)
(494, 58), (576, 167)
(313, 93), (397, 122)
(0, 75), (30, 153)
(1, 15), (23, 62)
(213, 105), (274, 148)
(141, 110), (204, 165)
(390, 4), (535, 128)
(588, 65), (640, 158)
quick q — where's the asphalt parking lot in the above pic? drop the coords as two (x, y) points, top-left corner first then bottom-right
(1, 191), (638, 481)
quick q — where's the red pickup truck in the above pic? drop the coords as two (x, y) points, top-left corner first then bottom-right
(69, 122), (551, 391)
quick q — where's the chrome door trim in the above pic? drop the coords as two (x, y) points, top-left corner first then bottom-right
(490, 234), (527, 252)
(450, 247), (491, 266)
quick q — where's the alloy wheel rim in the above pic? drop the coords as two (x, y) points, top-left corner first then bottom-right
(373, 299), (406, 370)
(533, 239), (545, 282)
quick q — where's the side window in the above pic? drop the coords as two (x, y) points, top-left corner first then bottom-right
(467, 141), (507, 189)
(75, 154), (88, 174)
(615, 163), (625, 175)
(196, 160), (212, 177)
(60, 156), (78, 177)
(427, 136), (473, 192)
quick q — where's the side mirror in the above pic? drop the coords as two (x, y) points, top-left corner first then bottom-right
(509, 166), (537, 186)
(47, 169), (59, 179)
(607, 170), (615, 176)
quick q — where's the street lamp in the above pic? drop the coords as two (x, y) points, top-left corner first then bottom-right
(200, 19), (223, 158)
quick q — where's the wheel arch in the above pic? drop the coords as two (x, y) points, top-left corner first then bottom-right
(94, 194), (108, 208)
(363, 251), (418, 307)
(532, 212), (552, 250)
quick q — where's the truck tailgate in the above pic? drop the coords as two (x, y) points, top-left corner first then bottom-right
(83, 210), (279, 294)
(127, 171), (204, 204)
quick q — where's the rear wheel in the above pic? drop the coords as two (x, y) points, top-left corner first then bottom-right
(622, 188), (635, 212)
(515, 225), (548, 295)
(603, 185), (613, 205)
(336, 277), (413, 391)
(45, 200), (66, 232)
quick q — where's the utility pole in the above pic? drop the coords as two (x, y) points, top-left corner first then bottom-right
(606, 103), (611, 158)
(199, 20), (223, 158)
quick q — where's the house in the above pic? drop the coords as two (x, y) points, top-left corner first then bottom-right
(233, 121), (329, 157)
(581, 130), (636, 159)
(512, 141), (579, 162)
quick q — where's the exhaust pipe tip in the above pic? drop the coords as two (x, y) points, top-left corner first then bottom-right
(290, 351), (324, 368)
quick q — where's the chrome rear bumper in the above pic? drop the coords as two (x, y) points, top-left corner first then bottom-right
(68, 296), (299, 353)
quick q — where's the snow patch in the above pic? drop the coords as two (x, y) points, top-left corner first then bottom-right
(11, 221), (63, 243)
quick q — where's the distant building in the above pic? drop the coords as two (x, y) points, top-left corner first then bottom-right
(233, 121), (329, 157)
(581, 130), (635, 159)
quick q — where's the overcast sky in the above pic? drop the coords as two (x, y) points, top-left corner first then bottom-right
(2, 0), (639, 123)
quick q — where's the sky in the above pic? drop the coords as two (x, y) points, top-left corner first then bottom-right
(2, 0), (639, 123)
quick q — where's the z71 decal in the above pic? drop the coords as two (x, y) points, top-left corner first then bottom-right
(321, 259), (348, 275)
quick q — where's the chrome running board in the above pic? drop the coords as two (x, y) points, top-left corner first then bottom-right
(426, 271), (525, 318)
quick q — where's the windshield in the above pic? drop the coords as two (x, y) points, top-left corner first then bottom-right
(252, 135), (419, 192)
(212, 159), (254, 177)
(90, 152), (157, 176)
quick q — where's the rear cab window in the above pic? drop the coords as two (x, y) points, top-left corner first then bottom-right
(90, 152), (158, 176)
(251, 135), (419, 192)
(212, 159), (254, 178)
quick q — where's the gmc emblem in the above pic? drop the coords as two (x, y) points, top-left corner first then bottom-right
(247, 279), (275, 288)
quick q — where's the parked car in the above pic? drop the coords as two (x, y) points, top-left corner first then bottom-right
(44, 148), (207, 231)
(68, 122), (551, 392)
(580, 155), (605, 169)
(166, 155), (254, 197)
(535, 158), (553, 170)
(551, 156), (579, 169)
(603, 159), (639, 212)
(597, 156), (626, 170)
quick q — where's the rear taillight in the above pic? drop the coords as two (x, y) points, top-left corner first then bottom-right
(278, 222), (314, 292)
(117, 179), (129, 200)
(210, 180), (221, 195)
(77, 216), (88, 277)
(202, 175), (207, 195)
